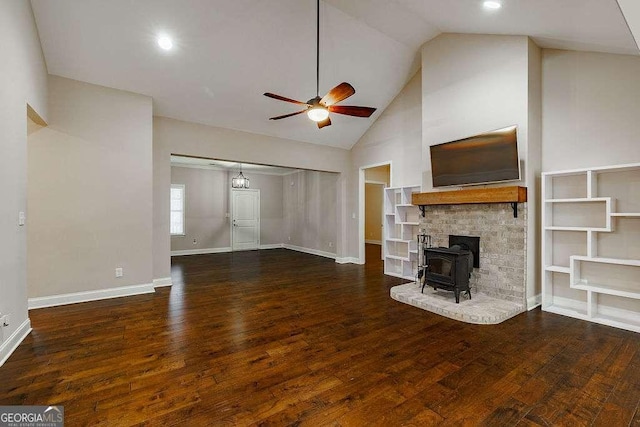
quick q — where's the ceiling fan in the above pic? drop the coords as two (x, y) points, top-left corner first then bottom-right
(263, 0), (376, 129)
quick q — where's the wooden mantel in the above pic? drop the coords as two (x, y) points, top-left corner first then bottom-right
(412, 186), (527, 217)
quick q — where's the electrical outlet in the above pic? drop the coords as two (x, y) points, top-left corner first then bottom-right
(18, 212), (25, 226)
(115, 268), (123, 278)
(328, 242), (333, 248)
(2, 314), (9, 327)
(288, 236), (291, 241)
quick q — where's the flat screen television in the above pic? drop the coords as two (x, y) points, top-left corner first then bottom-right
(430, 125), (520, 188)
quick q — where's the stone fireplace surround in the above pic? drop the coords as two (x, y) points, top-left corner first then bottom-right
(391, 201), (528, 324)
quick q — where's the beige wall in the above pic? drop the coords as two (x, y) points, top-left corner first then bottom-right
(421, 33), (541, 304)
(154, 117), (351, 278)
(364, 165), (390, 185)
(0, 0), (48, 350)
(352, 72), (422, 188)
(170, 167), (230, 251)
(28, 76), (153, 297)
(284, 171), (338, 254)
(169, 167), (284, 251)
(365, 183), (384, 242)
(542, 49), (640, 172)
(421, 33), (531, 190)
(349, 72), (423, 258)
(527, 39), (543, 303)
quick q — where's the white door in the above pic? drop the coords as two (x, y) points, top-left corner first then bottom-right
(231, 189), (260, 251)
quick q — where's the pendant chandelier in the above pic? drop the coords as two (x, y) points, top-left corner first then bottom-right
(231, 166), (250, 188)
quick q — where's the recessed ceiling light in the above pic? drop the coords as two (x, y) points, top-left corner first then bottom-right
(483, 1), (502, 9)
(157, 35), (173, 51)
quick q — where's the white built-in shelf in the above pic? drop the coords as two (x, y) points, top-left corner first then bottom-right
(542, 162), (640, 333)
(384, 185), (421, 281)
(545, 265), (570, 274)
(545, 197), (608, 203)
(571, 255), (640, 267)
(571, 281), (640, 300)
(544, 226), (610, 232)
(386, 254), (410, 261)
(570, 256), (640, 299)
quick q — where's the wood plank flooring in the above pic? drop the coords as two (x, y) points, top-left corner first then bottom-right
(1, 245), (639, 426)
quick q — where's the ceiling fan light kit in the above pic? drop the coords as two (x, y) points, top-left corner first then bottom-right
(307, 106), (329, 122)
(264, 0), (376, 129)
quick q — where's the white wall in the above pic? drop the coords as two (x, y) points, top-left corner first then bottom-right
(542, 49), (640, 172)
(28, 76), (153, 297)
(153, 117), (351, 279)
(0, 0), (48, 360)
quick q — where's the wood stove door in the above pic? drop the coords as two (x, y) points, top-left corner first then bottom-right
(427, 255), (454, 283)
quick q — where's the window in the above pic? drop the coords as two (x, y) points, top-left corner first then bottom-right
(170, 184), (185, 235)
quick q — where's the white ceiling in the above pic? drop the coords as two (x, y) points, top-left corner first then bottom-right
(170, 155), (301, 176)
(31, 0), (638, 150)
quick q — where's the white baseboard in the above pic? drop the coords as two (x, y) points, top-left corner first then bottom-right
(153, 277), (173, 288)
(335, 257), (363, 264)
(0, 319), (32, 367)
(365, 240), (382, 245)
(259, 244), (284, 250)
(527, 293), (542, 310)
(28, 283), (155, 310)
(283, 244), (336, 260)
(171, 247), (232, 256)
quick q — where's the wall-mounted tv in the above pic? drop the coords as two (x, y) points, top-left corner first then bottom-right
(430, 125), (520, 188)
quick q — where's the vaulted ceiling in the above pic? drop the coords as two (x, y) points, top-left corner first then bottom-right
(31, 0), (638, 149)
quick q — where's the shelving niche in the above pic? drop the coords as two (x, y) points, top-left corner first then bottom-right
(384, 185), (421, 281)
(542, 162), (640, 332)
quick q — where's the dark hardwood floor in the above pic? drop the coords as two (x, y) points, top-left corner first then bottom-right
(1, 245), (639, 426)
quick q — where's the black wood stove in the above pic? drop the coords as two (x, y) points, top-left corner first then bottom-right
(421, 235), (479, 303)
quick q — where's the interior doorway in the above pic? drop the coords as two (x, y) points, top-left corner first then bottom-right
(359, 163), (391, 264)
(231, 189), (260, 251)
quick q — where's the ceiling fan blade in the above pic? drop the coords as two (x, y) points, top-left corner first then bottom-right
(264, 93), (310, 106)
(317, 117), (331, 129)
(320, 82), (355, 106)
(329, 105), (376, 117)
(269, 110), (308, 120)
